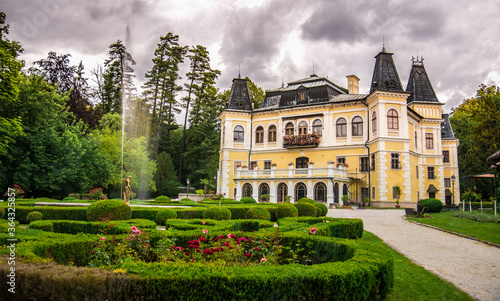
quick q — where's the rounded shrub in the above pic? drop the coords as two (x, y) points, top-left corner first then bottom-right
(417, 198), (443, 213)
(27, 211), (43, 223)
(86, 199), (132, 221)
(156, 209), (178, 226)
(313, 202), (328, 216)
(245, 207), (271, 220)
(202, 207), (231, 220)
(240, 197), (257, 204)
(63, 196), (77, 202)
(0, 206), (4, 219)
(297, 198), (316, 204)
(294, 202), (317, 217)
(181, 198), (195, 203)
(155, 195), (171, 202)
(276, 203), (298, 219)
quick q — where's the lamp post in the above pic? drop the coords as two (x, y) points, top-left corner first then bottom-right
(186, 178), (190, 199)
(451, 175), (456, 209)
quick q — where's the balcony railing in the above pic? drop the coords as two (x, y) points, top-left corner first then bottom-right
(237, 164), (347, 180)
(283, 133), (320, 148)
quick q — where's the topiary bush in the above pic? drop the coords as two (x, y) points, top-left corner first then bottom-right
(297, 198), (316, 204)
(417, 198), (443, 213)
(276, 203), (298, 219)
(27, 211), (43, 223)
(86, 199), (131, 221)
(155, 195), (171, 202)
(180, 198), (194, 202)
(240, 197), (257, 204)
(294, 202), (317, 217)
(63, 197), (77, 202)
(313, 202), (328, 216)
(245, 207), (271, 220)
(202, 207), (231, 220)
(156, 209), (178, 226)
(29, 220), (53, 232)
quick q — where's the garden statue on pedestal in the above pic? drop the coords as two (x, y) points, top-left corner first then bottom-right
(122, 176), (133, 204)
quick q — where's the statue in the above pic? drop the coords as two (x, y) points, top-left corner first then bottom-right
(122, 175), (133, 204)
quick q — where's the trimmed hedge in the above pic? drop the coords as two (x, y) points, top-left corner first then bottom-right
(240, 197), (257, 204)
(29, 220), (53, 232)
(26, 211), (43, 223)
(0, 206), (4, 219)
(314, 202), (328, 216)
(155, 195), (171, 202)
(276, 203), (298, 219)
(294, 202), (317, 217)
(29, 219), (157, 235)
(156, 210), (178, 226)
(202, 207), (231, 220)
(297, 197), (316, 204)
(417, 198), (443, 213)
(453, 211), (500, 223)
(86, 200), (132, 221)
(63, 197), (77, 202)
(245, 207), (271, 220)
(9, 206), (88, 224)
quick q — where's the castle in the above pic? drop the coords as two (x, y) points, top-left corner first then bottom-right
(216, 47), (459, 207)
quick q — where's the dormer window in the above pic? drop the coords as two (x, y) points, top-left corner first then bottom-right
(386, 79), (396, 89)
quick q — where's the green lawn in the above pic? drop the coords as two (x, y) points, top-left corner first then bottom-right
(362, 231), (474, 301)
(407, 211), (500, 244)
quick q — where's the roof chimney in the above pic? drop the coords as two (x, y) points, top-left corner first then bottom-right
(346, 75), (360, 94)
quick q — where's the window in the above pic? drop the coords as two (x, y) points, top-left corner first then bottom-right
(427, 166), (435, 179)
(337, 157), (346, 165)
(415, 131), (418, 148)
(255, 126), (264, 143)
(416, 166), (419, 179)
(312, 119), (322, 136)
(258, 183), (270, 202)
(242, 183), (253, 197)
(234, 125), (244, 142)
(336, 118), (347, 137)
(295, 182), (307, 202)
(360, 156), (369, 172)
(285, 122), (294, 135)
(250, 161), (257, 170)
(388, 109), (399, 129)
(296, 157), (309, 169)
(268, 125), (277, 142)
(444, 178), (451, 188)
(391, 153), (400, 169)
(372, 187), (376, 199)
(277, 183), (287, 203)
(372, 111), (377, 132)
(298, 121), (307, 135)
(443, 150), (450, 163)
(429, 192), (436, 199)
(264, 161), (271, 169)
(392, 186), (401, 199)
(426, 133), (434, 149)
(314, 182), (327, 202)
(234, 161), (241, 174)
(361, 187), (369, 202)
(352, 116), (363, 136)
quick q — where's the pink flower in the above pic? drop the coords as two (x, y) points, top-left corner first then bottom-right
(260, 257), (267, 262)
(100, 237), (106, 241)
(202, 220), (206, 225)
(200, 237), (207, 242)
(227, 234), (235, 239)
(202, 229), (208, 235)
(309, 227), (317, 234)
(177, 246), (184, 251)
(254, 247), (259, 251)
(244, 253), (251, 258)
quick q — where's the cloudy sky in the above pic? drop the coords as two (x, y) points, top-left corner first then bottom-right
(2, 0), (500, 113)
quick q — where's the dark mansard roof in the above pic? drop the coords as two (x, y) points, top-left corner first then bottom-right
(406, 59), (440, 103)
(441, 114), (456, 139)
(226, 78), (253, 111)
(370, 47), (405, 93)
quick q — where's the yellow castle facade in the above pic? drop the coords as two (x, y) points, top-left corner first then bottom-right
(216, 48), (460, 207)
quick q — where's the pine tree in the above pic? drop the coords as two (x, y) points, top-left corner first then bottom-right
(29, 52), (76, 93)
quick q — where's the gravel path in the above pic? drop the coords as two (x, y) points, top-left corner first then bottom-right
(327, 209), (500, 301)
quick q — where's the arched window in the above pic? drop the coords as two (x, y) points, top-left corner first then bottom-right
(258, 183), (270, 202)
(372, 111), (377, 132)
(312, 119), (322, 136)
(336, 118), (347, 137)
(342, 184), (348, 201)
(352, 116), (363, 136)
(277, 183), (288, 203)
(388, 109), (399, 129)
(285, 122), (294, 136)
(234, 125), (244, 142)
(242, 183), (253, 197)
(255, 126), (264, 143)
(314, 182), (327, 202)
(334, 183), (339, 203)
(295, 182), (307, 202)
(268, 125), (277, 142)
(298, 121), (308, 135)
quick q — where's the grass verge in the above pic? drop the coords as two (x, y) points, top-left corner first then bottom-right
(362, 231), (474, 301)
(407, 211), (500, 244)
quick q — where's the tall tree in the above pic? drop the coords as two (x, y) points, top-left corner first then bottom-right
(143, 33), (187, 157)
(29, 52), (76, 93)
(102, 40), (136, 114)
(246, 76), (265, 109)
(178, 45), (220, 182)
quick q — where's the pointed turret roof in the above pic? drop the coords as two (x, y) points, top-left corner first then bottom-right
(370, 47), (405, 93)
(226, 78), (252, 111)
(406, 58), (439, 103)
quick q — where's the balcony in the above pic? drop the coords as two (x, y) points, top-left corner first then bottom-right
(236, 164), (347, 180)
(283, 133), (320, 148)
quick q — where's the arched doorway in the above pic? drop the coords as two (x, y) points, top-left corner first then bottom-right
(277, 183), (287, 203)
(242, 183), (253, 198)
(295, 182), (307, 202)
(342, 184), (348, 203)
(314, 182), (327, 203)
(258, 183), (270, 202)
(334, 183), (339, 203)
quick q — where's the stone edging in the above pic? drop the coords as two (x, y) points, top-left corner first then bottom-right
(403, 216), (500, 249)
